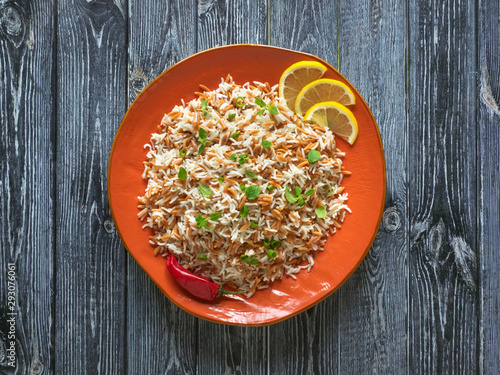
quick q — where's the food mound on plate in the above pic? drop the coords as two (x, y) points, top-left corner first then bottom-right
(138, 75), (350, 297)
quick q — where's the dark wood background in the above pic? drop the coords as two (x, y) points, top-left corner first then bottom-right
(1, 0), (499, 374)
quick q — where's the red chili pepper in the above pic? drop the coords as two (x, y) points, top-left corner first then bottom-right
(166, 255), (246, 300)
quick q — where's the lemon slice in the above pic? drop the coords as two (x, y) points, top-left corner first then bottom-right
(304, 101), (358, 145)
(295, 79), (356, 118)
(278, 61), (327, 111)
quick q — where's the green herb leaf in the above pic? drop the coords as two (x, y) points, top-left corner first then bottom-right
(179, 149), (187, 157)
(195, 214), (209, 229)
(209, 212), (223, 221)
(198, 128), (207, 140)
(255, 97), (267, 108)
(237, 153), (249, 165)
(198, 184), (212, 198)
(305, 188), (315, 197)
(266, 184), (274, 191)
(240, 206), (249, 218)
(197, 254), (208, 260)
(235, 96), (245, 107)
(228, 113), (236, 120)
(200, 99), (208, 110)
(245, 170), (257, 179)
(294, 186), (302, 195)
(232, 132), (240, 140)
(268, 105), (279, 115)
(240, 254), (248, 261)
(230, 153), (237, 161)
(257, 108), (266, 115)
(240, 184), (247, 192)
(298, 196), (305, 207)
(218, 176), (225, 183)
(198, 144), (206, 154)
(250, 221), (259, 229)
(245, 185), (261, 200)
(316, 205), (327, 219)
(238, 158), (247, 165)
(308, 149), (321, 164)
(249, 257), (259, 265)
(267, 249), (277, 259)
(202, 109), (210, 118)
(178, 166), (187, 180)
(261, 140), (272, 148)
(285, 187), (298, 203)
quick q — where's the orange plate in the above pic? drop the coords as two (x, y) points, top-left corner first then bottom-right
(108, 45), (386, 326)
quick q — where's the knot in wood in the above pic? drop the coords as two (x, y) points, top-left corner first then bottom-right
(0, 5), (23, 37)
(104, 219), (115, 233)
(382, 206), (401, 232)
(131, 77), (146, 93)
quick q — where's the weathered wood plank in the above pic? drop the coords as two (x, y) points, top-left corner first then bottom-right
(0, 1), (54, 373)
(408, 0), (478, 373)
(55, 2), (127, 374)
(268, 1), (340, 374)
(478, 0), (500, 373)
(337, 0), (408, 373)
(126, 1), (199, 374)
(196, 2), (269, 374)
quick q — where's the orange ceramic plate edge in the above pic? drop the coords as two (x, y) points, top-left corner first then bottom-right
(107, 44), (386, 326)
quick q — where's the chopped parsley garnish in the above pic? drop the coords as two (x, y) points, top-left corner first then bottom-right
(285, 187), (298, 203)
(200, 99), (210, 118)
(240, 184), (247, 192)
(294, 186), (302, 195)
(240, 206), (249, 218)
(315, 205), (327, 219)
(230, 153), (237, 161)
(197, 128), (208, 154)
(195, 214), (209, 229)
(197, 254), (208, 260)
(238, 153), (249, 165)
(198, 184), (212, 198)
(297, 195), (305, 207)
(245, 170), (257, 179)
(268, 105), (279, 115)
(209, 212), (223, 221)
(240, 254), (259, 265)
(257, 108), (266, 115)
(245, 185), (261, 200)
(249, 257), (259, 265)
(305, 188), (315, 197)
(178, 166), (187, 180)
(261, 140), (272, 148)
(308, 149), (321, 164)
(255, 97), (266, 108)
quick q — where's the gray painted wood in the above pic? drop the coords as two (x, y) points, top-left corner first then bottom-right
(478, 0), (500, 373)
(1, 1), (499, 374)
(337, 0), (408, 373)
(0, 1), (55, 373)
(54, 1), (127, 374)
(408, 0), (478, 373)
(126, 2), (199, 374)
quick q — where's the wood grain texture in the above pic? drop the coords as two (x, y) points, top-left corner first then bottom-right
(478, 0), (500, 373)
(408, 0), (478, 373)
(337, 0), (408, 373)
(268, 1), (340, 374)
(196, 2), (269, 374)
(126, 1), (199, 374)
(0, 1), (54, 374)
(55, 1), (127, 374)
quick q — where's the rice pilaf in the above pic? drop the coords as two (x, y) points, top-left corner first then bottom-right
(138, 75), (350, 297)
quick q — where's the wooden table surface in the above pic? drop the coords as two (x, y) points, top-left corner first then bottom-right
(1, 1), (499, 374)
